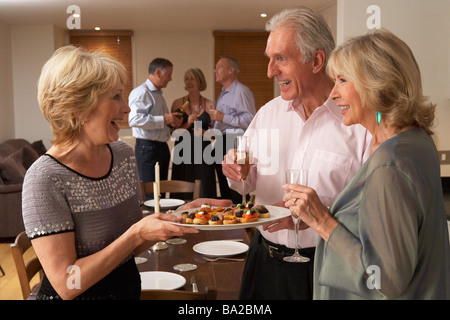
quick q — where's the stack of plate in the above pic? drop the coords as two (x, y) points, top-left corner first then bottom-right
(144, 199), (185, 212)
(193, 240), (249, 257)
(140, 271), (186, 290)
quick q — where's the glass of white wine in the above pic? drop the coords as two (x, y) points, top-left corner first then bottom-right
(234, 136), (252, 204)
(284, 169), (310, 263)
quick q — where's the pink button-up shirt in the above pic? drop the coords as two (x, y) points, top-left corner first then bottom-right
(229, 96), (371, 248)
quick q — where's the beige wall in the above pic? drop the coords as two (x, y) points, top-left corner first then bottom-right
(0, 21), (14, 141)
(11, 25), (59, 148)
(337, 0), (450, 176)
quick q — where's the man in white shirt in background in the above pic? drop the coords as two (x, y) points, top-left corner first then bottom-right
(208, 56), (256, 203)
(128, 58), (182, 195)
(222, 7), (371, 299)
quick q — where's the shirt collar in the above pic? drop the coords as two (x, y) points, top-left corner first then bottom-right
(322, 98), (342, 121)
(145, 78), (162, 93)
(286, 97), (342, 121)
(221, 79), (238, 94)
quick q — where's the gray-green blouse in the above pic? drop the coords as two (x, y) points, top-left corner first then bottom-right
(314, 127), (450, 299)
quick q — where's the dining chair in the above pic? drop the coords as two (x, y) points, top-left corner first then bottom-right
(245, 227), (257, 241)
(10, 231), (43, 300)
(140, 179), (201, 202)
(140, 287), (217, 300)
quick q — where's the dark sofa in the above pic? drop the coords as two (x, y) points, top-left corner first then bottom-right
(0, 139), (46, 238)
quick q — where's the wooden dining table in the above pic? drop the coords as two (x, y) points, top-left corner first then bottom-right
(136, 227), (252, 300)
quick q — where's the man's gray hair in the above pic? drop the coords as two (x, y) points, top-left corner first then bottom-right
(220, 55), (240, 75)
(265, 7), (335, 64)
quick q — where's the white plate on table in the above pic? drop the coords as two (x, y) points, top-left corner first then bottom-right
(193, 240), (249, 257)
(144, 198), (185, 209)
(169, 205), (291, 230)
(139, 271), (186, 290)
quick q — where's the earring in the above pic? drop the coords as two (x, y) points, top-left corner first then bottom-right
(376, 111), (382, 126)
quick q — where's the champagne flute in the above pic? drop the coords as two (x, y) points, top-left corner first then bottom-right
(283, 169), (310, 263)
(234, 136), (251, 204)
(208, 103), (216, 129)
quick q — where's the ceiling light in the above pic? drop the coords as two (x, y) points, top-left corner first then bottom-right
(95, 27), (101, 31)
(260, 13), (267, 18)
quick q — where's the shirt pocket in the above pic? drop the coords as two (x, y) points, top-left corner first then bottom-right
(309, 149), (354, 207)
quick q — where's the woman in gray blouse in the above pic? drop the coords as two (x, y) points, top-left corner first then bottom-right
(22, 46), (219, 300)
(283, 30), (450, 299)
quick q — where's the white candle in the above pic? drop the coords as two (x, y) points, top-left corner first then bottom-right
(154, 162), (160, 212)
(155, 162), (160, 184)
(153, 182), (160, 213)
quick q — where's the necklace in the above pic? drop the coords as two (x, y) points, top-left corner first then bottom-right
(187, 94), (204, 114)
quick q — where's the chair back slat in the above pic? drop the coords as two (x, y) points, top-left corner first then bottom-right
(10, 231), (43, 299)
(140, 179), (201, 201)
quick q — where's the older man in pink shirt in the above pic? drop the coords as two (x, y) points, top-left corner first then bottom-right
(223, 7), (371, 299)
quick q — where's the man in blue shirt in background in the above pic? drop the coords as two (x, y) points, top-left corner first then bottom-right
(129, 58), (182, 193)
(207, 56), (256, 203)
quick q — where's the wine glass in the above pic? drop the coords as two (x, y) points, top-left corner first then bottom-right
(234, 135), (251, 204)
(208, 103), (216, 129)
(283, 169), (310, 263)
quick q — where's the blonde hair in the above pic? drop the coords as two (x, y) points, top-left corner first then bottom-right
(327, 29), (435, 134)
(185, 68), (207, 91)
(38, 45), (128, 145)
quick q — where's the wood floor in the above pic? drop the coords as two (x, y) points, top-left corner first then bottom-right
(0, 240), (39, 300)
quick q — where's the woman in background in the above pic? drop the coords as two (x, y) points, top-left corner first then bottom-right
(171, 68), (216, 198)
